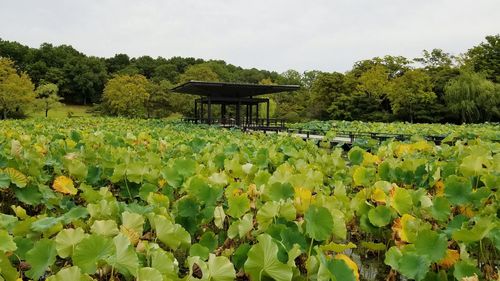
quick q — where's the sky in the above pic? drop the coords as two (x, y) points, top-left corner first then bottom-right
(1, 0), (499, 73)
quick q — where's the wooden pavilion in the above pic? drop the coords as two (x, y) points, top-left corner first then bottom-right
(171, 81), (300, 129)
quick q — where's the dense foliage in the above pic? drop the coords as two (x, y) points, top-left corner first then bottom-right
(0, 35), (499, 122)
(0, 118), (498, 280)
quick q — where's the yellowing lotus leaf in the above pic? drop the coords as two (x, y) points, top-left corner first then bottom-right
(294, 187), (313, 214)
(438, 249), (459, 269)
(362, 152), (380, 166)
(52, 176), (77, 195)
(334, 254), (359, 281)
(434, 180), (445, 197)
(391, 214), (416, 243)
(371, 187), (387, 204)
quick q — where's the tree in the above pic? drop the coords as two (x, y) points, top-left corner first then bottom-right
(414, 49), (455, 69)
(444, 71), (500, 123)
(145, 80), (175, 118)
(466, 34), (500, 82)
(61, 56), (108, 104)
(0, 58), (35, 119)
(179, 64), (220, 83)
(309, 72), (348, 119)
(35, 83), (62, 117)
(387, 70), (437, 123)
(102, 74), (150, 117)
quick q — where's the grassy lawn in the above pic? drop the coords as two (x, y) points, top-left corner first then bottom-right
(30, 105), (94, 118)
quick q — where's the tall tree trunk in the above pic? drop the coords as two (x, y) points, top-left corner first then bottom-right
(45, 109), (49, 117)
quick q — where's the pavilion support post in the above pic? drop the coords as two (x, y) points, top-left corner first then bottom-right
(236, 101), (241, 127)
(249, 104), (253, 127)
(208, 96), (212, 125)
(256, 103), (259, 125)
(194, 100), (198, 124)
(221, 104), (226, 124)
(200, 102), (204, 123)
(266, 99), (270, 127)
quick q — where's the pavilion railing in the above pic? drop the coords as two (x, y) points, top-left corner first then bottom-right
(182, 117), (286, 129)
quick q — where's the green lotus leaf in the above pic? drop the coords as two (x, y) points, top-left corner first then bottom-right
(176, 196), (201, 218)
(227, 193), (250, 218)
(348, 147), (364, 165)
(265, 182), (294, 201)
(153, 215), (191, 250)
(91, 220), (119, 236)
(238, 213), (254, 238)
(444, 175), (472, 205)
(26, 238), (57, 280)
(30, 217), (60, 233)
(175, 158), (196, 177)
(368, 205), (393, 227)
(390, 187), (413, 215)
(430, 197), (451, 221)
(213, 205), (226, 229)
(320, 242), (357, 253)
(162, 166), (183, 188)
(320, 255), (356, 281)
(189, 176), (221, 205)
(0, 172), (10, 189)
(360, 241), (386, 251)
(0, 230), (17, 253)
(151, 248), (179, 279)
(13, 237), (33, 260)
(233, 243), (251, 270)
(14, 184), (42, 205)
(0, 254), (19, 281)
(256, 201), (279, 230)
(46, 266), (93, 281)
(281, 226), (307, 251)
(121, 211), (144, 236)
(305, 205), (333, 241)
(106, 233), (139, 277)
(207, 253), (236, 281)
(4, 167), (28, 188)
(190, 243), (210, 260)
(0, 214), (17, 229)
(384, 246), (402, 270)
(73, 234), (114, 274)
(55, 227), (86, 258)
(397, 251), (430, 281)
(414, 229), (447, 262)
(452, 217), (495, 243)
(67, 159), (88, 180)
(244, 234), (292, 281)
(60, 206), (89, 224)
(139, 183), (157, 201)
(199, 231), (218, 252)
(137, 267), (163, 281)
(459, 153), (490, 177)
(453, 261), (481, 280)
(352, 166), (375, 187)
(254, 148), (269, 169)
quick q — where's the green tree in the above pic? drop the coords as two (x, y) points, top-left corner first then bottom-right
(466, 34), (500, 82)
(387, 69), (437, 123)
(0, 58), (35, 119)
(102, 74), (150, 117)
(310, 72), (348, 119)
(414, 49), (455, 69)
(444, 71), (500, 123)
(179, 64), (219, 83)
(35, 83), (62, 117)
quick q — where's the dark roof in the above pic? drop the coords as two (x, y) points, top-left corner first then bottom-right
(171, 81), (300, 98)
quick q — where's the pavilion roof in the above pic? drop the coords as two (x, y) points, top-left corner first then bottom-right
(171, 81), (300, 98)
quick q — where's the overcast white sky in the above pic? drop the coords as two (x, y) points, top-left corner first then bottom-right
(1, 0), (499, 73)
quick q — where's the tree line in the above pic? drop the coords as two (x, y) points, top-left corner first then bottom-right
(0, 35), (499, 123)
